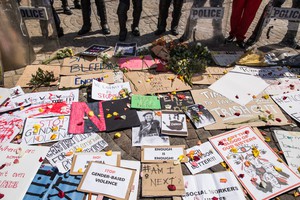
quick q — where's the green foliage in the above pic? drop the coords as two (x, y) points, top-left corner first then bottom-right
(28, 68), (57, 89)
(42, 48), (74, 65)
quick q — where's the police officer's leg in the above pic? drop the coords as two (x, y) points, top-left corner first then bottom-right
(210, 0), (224, 41)
(170, 0), (184, 36)
(132, 0), (143, 36)
(117, 0), (130, 41)
(74, 0), (81, 9)
(95, 0), (111, 35)
(51, 0), (64, 37)
(155, 0), (172, 35)
(61, 0), (72, 15)
(78, 0), (92, 35)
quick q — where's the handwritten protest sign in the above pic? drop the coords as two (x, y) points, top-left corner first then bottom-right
(0, 114), (24, 143)
(92, 80), (131, 101)
(159, 91), (194, 111)
(78, 162), (135, 200)
(161, 111), (188, 136)
(272, 91), (300, 123)
(0, 86), (25, 113)
(141, 145), (185, 163)
(118, 55), (157, 70)
(209, 72), (270, 106)
(0, 88), (11, 105)
(0, 143), (49, 200)
(274, 130), (300, 176)
(131, 95), (161, 110)
(183, 171), (246, 200)
(192, 66), (233, 85)
(70, 152), (121, 175)
(265, 78), (300, 95)
(22, 116), (71, 145)
(209, 126), (300, 200)
(124, 71), (191, 95)
(59, 72), (119, 89)
(185, 142), (223, 174)
(16, 65), (60, 87)
(46, 133), (108, 173)
(191, 89), (289, 130)
(142, 162), (185, 196)
(61, 56), (117, 75)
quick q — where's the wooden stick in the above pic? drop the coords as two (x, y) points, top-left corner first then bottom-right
(88, 193), (92, 200)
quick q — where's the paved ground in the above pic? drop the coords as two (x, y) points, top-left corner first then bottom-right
(2, 0), (300, 199)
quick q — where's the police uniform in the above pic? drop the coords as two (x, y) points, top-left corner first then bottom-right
(61, 0), (81, 15)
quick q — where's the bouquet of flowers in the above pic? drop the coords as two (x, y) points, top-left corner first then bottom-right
(42, 48), (74, 64)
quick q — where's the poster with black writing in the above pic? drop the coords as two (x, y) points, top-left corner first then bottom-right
(191, 89), (289, 130)
(132, 111), (169, 147)
(209, 126), (300, 200)
(141, 145), (186, 163)
(185, 142), (223, 174)
(22, 116), (72, 145)
(78, 162), (135, 200)
(103, 98), (140, 132)
(161, 111), (188, 136)
(142, 162), (185, 196)
(183, 171), (245, 200)
(159, 91), (194, 111)
(0, 144), (49, 200)
(79, 44), (111, 57)
(184, 104), (215, 129)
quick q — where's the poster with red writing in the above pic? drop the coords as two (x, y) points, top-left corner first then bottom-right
(0, 114), (24, 143)
(209, 126), (300, 200)
(0, 143), (49, 200)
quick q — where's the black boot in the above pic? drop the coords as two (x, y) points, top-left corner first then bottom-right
(78, 0), (91, 35)
(61, 0), (72, 15)
(131, 0), (142, 36)
(74, 0), (81, 9)
(281, 30), (300, 49)
(155, 0), (172, 35)
(95, 0), (111, 35)
(170, 0), (183, 36)
(117, 1), (129, 41)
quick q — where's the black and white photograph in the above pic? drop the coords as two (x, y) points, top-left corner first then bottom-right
(161, 111), (188, 136)
(114, 43), (137, 57)
(132, 111), (169, 147)
(79, 44), (112, 57)
(185, 104), (216, 129)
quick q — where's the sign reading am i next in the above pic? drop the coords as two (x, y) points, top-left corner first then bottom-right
(19, 6), (48, 20)
(191, 7), (224, 20)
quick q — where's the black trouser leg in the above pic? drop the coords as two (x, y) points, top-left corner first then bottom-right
(117, 0), (130, 40)
(78, 0), (91, 35)
(51, 0), (64, 37)
(132, 0), (142, 28)
(95, 0), (108, 26)
(171, 0), (183, 30)
(157, 0), (172, 31)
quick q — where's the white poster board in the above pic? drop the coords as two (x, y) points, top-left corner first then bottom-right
(92, 80), (131, 101)
(141, 145), (185, 162)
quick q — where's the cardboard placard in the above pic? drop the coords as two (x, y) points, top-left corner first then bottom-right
(132, 111), (169, 147)
(209, 126), (300, 200)
(0, 114), (24, 143)
(192, 66), (233, 85)
(209, 72), (270, 106)
(161, 111), (188, 136)
(16, 65), (60, 87)
(184, 104), (216, 129)
(78, 162), (135, 200)
(159, 91), (194, 111)
(211, 51), (244, 66)
(141, 145), (185, 163)
(70, 152), (121, 175)
(123, 71), (191, 95)
(185, 142), (223, 174)
(24, 165), (85, 200)
(274, 130), (300, 176)
(46, 133), (108, 173)
(191, 89), (289, 130)
(92, 80), (131, 101)
(272, 91), (300, 123)
(61, 56), (116, 76)
(142, 163), (185, 197)
(183, 171), (246, 200)
(59, 72), (118, 89)
(0, 144), (49, 200)
(118, 55), (157, 70)
(21, 116), (72, 145)
(131, 95), (161, 110)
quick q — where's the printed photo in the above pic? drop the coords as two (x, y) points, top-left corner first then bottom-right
(114, 43), (137, 57)
(185, 104), (215, 129)
(161, 111), (188, 136)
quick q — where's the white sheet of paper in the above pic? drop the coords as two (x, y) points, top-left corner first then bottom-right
(72, 152), (120, 174)
(185, 142), (223, 174)
(183, 171), (246, 200)
(92, 80), (131, 100)
(209, 72), (269, 106)
(274, 130), (300, 176)
(0, 86), (26, 113)
(272, 91), (300, 123)
(0, 144), (49, 200)
(79, 162), (134, 199)
(22, 116), (72, 145)
(143, 146), (185, 162)
(46, 133), (108, 173)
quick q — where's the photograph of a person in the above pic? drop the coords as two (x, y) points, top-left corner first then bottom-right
(161, 111), (188, 136)
(185, 104), (216, 129)
(132, 111), (169, 147)
(114, 43), (137, 57)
